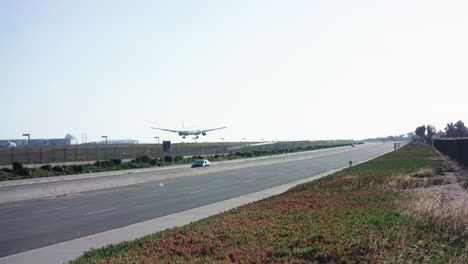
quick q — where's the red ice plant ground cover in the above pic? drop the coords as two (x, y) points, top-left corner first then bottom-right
(70, 143), (467, 263)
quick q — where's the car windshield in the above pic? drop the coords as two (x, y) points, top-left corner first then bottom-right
(194, 160), (205, 164)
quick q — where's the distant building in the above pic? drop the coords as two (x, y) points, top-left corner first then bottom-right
(97, 139), (139, 145)
(0, 138), (72, 147)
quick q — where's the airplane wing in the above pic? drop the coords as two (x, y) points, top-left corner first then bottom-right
(200, 127), (227, 133)
(150, 127), (180, 133)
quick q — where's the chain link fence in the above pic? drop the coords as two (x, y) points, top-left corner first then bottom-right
(433, 138), (468, 166)
(0, 140), (355, 166)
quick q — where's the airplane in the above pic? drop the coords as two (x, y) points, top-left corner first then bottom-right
(151, 126), (227, 139)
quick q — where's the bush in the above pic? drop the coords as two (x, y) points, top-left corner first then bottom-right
(53, 165), (64, 173)
(1, 167), (12, 173)
(71, 165), (84, 173)
(40, 164), (52, 170)
(140, 153), (153, 163)
(174, 156), (184, 162)
(18, 167), (31, 176)
(150, 159), (158, 166)
(94, 160), (102, 167)
(164, 155), (173, 163)
(12, 161), (23, 172)
(110, 159), (122, 165)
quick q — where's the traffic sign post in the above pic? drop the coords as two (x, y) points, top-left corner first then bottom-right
(162, 141), (171, 167)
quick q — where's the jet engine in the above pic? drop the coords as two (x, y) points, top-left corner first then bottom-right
(202, 132), (207, 136)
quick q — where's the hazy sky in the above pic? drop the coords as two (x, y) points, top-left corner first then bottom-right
(1, 0), (467, 143)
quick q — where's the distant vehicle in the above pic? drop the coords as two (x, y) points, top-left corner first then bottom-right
(191, 159), (211, 168)
(151, 126), (227, 139)
(351, 143), (356, 147)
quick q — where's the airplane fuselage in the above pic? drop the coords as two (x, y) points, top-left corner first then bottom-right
(152, 126), (225, 139)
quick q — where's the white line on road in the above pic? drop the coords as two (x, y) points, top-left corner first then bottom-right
(243, 180), (255, 183)
(149, 189), (166, 193)
(84, 207), (118, 216)
(33, 206), (70, 214)
(189, 189), (206, 195)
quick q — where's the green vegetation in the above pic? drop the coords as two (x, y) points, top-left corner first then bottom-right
(69, 142), (466, 263)
(0, 144), (355, 182)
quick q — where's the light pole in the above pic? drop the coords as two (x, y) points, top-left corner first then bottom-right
(22, 133), (30, 164)
(155, 136), (160, 159)
(220, 137), (225, 154)
(101, 136), (108, 160)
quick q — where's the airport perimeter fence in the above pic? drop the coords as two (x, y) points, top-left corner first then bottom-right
(433, 138), (468, 167)
(0, 140), (355, 166)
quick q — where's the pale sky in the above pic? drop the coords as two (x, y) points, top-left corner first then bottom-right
(1, 0), (467, 143)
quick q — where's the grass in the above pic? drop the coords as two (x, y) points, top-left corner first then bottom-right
(69, 142), (467, 263)
(0, 143), (355, 182)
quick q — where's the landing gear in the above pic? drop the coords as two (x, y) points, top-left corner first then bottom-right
(182, 136), (186, 139)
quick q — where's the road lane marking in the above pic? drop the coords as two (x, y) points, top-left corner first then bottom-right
(84, 207), (118, 216)
(243, 180), (255, 183)
(189, 189), (206, 194)
(33, 206), (70, 214)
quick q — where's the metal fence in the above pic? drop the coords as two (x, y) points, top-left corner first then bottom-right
(0, 140), (355, 166)
(433, 138), (468, 166)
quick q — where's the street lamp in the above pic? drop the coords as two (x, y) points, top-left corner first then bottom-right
(22, 133), (30, 164)
(101, 136), (108, 160)
(155, 136), (160, 159)
(220, 137), (225, 153)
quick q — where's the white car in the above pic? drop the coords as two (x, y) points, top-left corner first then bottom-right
(191, 159), (211, 168)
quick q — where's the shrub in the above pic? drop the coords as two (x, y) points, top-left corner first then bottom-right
(164, 155), (173, 163)
(174, 156), (184, 162)
(1, 167), (12, 173)
(12, 161), (23, 172)
(40, 164), (52, 170)
(71, 165), (84, 173)
(140, 153), (153, 163)
(94, 160), (102, 167)
(150, 159), (157, 166)
(18, 167), (31, 176)
(126, 163), (140, 169)
(53, 165), (64, 173)
(110, 159), (122, 165)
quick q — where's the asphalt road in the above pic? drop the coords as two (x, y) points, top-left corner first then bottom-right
(0, 142), (394, 257)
